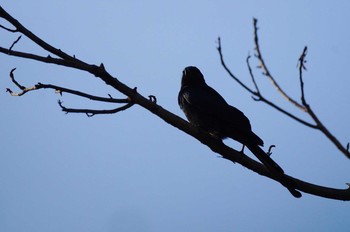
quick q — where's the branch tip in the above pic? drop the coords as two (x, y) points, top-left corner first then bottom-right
(9, 68), (26, 90)
(251, 95), (261, 101)
(0, 23), (18, 32)
(148, 95), (157, 103)
(216, 37), (222, 51)
(267, 145), (276, 156)
(99, 63), (105, 70)
(9, 35), (22, 51)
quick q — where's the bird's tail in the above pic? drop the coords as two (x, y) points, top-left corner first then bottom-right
(247, 144), (302, 198)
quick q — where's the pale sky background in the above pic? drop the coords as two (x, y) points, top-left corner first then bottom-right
(1, 1), (350, 231)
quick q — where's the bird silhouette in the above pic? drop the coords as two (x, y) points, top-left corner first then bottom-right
(178, 66), (301, 198)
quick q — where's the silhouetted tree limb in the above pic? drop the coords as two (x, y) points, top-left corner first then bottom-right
(1, 6), (350, 200)
(218, 18), (350, 159)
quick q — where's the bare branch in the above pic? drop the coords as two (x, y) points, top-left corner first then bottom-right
(296, 46), (350, 158)
(0, 23), (18, 32)
(221, 18), (348, 157)
(9, 68), (25, 90)
(0, 6), (74, 61)
(217, 37), (255, 94)
(253, 18), (307, 112)
(246, 54), (260, 94)
(36, 83), (130, 103)
(148, 95), (157, 103)
(9, 35), (21, 51)
(298, 46), (308, 105)
(58, 100), (134, 117)
(267, 145), (276, 156)
(6, 70), (131, 109)
(218, 38), (316, 128)
(1, 6), (350, 200)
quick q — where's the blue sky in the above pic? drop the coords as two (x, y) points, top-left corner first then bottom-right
(1, 1), (350, 231)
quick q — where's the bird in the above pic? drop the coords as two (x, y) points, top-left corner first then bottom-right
(178, 66), (301, 198)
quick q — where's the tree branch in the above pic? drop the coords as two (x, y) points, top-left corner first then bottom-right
(296, 48), (350, 158)
(0, 23), (18, 32)
(217, 37), (255, 95)
(219, 17), (349, 159)
(217, 37), (317, 128)
(2, 6), (350, 200)
(253, 18), (306, 111)
(58, 100), (134, 117)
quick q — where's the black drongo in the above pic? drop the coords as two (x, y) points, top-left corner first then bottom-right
(178, 66), (301, 198)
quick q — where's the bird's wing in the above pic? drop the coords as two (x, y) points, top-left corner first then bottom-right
(181, 86), (249, 123)
(181, 85), (228, 112)
(180, 85), (263, 145)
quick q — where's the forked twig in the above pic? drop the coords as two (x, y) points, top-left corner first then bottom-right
(218, 18), (350, 159)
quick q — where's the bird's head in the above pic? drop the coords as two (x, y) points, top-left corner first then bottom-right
(181, 66), (206, 87)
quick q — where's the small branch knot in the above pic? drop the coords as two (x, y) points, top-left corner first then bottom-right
(267, 145), (276, 156)
(148, 95), (157, 103)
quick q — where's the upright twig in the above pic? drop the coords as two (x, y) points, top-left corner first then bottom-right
(297, 47), (350, 158)
(253, 18), (306, 111)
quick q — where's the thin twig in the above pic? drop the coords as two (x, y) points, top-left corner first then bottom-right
(218, 37), (316, 128)
(58, 100), (134, 117)
(36, 83), (130, 103)
(6, 70), (131, 105)
(9, 68), (25, 90)
(0, 6), (75, 62)
(217, 37), (255, 94)
(9, 35), (21, 51)
(0, 23), (18, 32)
(298, 46), (308, 105)
(246, 54), (260, 94)
(253, 18), (306, 111)
(297, 46), (350, 158)
(148, 95), (157, 103)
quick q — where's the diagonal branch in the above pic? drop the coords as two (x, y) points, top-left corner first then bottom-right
(0, 6), (74, 61)
(217, 37), (255, 95)
(9, 35), (21, 51)
(0, 23), (18, 32)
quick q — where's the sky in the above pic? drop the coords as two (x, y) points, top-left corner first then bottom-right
(1, 1), (350, 231)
